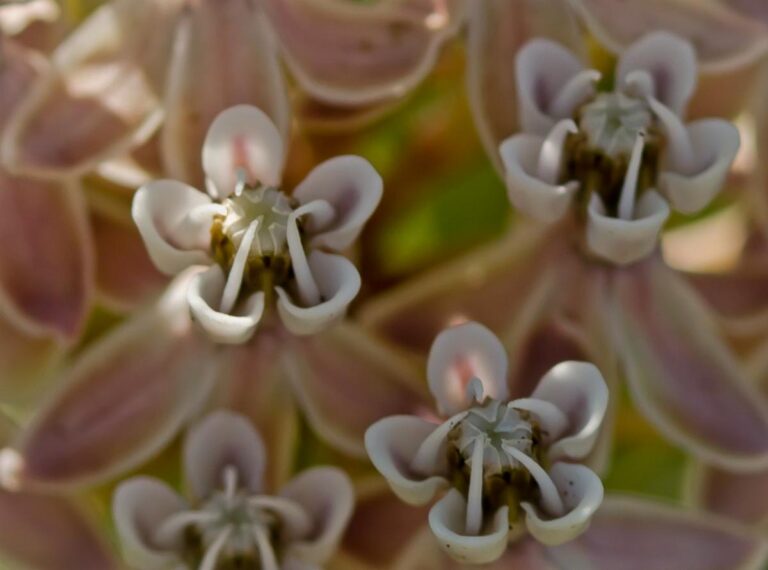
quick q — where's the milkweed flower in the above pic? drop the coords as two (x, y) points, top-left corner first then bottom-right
(365, 321), (607, 564)
(113, 410), (353, 570)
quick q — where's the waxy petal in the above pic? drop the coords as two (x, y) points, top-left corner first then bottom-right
(280, 467), (354, 564)
(548, 495), (768, 570)
(0, 490), (121, 570)
(467, 0), (584, 165)
(610, 261), (768, 471)
(132, 179), (217, 275)
(7, 275), (219, 489)
(570, 0), (768, 119)
(586, 191), (670, 266)
(161, 0), (290, 189)
(428, 489), (509, 565)
(202, 104), (285, 198)
(112, 477), (186, 569)
(617, 31), (697, 116)
(184, 410), (267, 500)
(262, 0), (464, 106)
(2, 0), (182, 178)
(293, 156), (382, 251)
(276, 251), (360, 337)
(689, 464), (768, 527)
(284, 322), (427, 457)
(365, 415), (448, 505)
(660, 119), (740, 214)
(427, 321), (509, 416)
(0, 176), (93, 342)
(530, 362), (608, 461)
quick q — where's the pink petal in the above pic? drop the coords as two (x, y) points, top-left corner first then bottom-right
(547, 495), (768, 569)
(0, 491), (121, 570)
(161, 0), (290, 189)
(0, 176), (93, 342)
(690, 463), (768, 526)
(91, 205), (167, 312)
(9, 277), (219, 489)
(262, 0), (465, 106)
(571, 0), (768, 118)
(2, 0), (182, 178)
(466, 0), (584, 166)
(284, 322), (429, 458)
(610, 260), (768, 470)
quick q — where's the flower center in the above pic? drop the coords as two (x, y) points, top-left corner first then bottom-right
(210, 185), (299, 299)
(447, 400), (544, 525)
(578, 92), (652, 157)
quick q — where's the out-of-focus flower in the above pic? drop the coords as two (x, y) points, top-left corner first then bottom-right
(113, 410), (353, 570)
(1, 0), (465, 185)
(0, 104), (425, 492)
(366, 322), (607, 564)
(134, 105), (381, 342)
(361, 29), (768, 473)
(0, 0), (58, 36)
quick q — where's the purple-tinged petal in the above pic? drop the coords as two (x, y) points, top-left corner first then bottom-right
(365, 415), (448, 505)
(202, 105), (285, 198)
(112, 477), (185, 569)
(161, 0), (289, 189)
(132, 179), (217, 275)
(183, 410), (266, 500)
(688, 463), (768, 527)
(284, 322), (428, 458)
(293, 156), (382, 251)
(610, 259), (768, 471)
(467, 0), (584, 166)
(0, 490), (122, 570)
(570, 0), (768, 119)
(0, 176), (94, 342)
(6, 274), (220, 489)
(548, 495), (768, 570)
(2, 0), (183, 178)
(262, 0), (464, 106)
(91, 205), (167, 312)
(427, 321), (509, 415)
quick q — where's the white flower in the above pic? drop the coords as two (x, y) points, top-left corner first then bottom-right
(500, 32), (739, 265)
(364, 322), (607, 564)
(113, 410), (354, 570)
(133, 104), (382, 343)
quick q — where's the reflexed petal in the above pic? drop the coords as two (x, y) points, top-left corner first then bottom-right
(161, 0), (289, 189)
(610, 260), (768, 471)
(132, 179), (216, 275)
(262, 0), (464, 105)
(2, 0), (182, 178)
(689, 463), (768, 527)
(188, 265), (265, 344)
(427, 321), (509, 416)
(184, 410), (267, 500)
(293, 156), (382, 250)
(0, 37), (41, 126)
(0, 490), (121, 570)
(548, 495), (768, 570)
(112, 477), (186, 569)
(283, 321), (428, 457)
(617, 31), (696, 116)
(530, 362), (608, 461)
(522, 463), (603, 546)
(280, 467), (354, 563)
(91, 205), (167, 311)
(660, 119), (740, 214)
(570, 0), (768, 118)
(0, 176), (93, 342)
(428, 489), (509, 564)
(500, 132), (578, 223)
(276, 251), (360, 336)
(202, 104), (285, 198)
(7, 274), (220, 488)
(467, 0), (584, 165)
(586, 191), (670, 266)
(365, 416), (448, 505)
